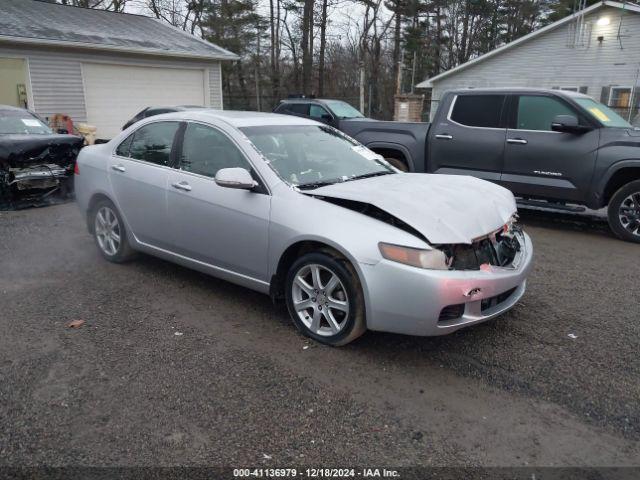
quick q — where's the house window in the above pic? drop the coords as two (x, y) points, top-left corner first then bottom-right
(608, 87), (632, 108)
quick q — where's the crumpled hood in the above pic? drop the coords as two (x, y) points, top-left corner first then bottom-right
(0, 134), (83, 168)
(308, 173), (517, 244)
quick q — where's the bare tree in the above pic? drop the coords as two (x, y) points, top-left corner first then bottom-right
(300, 0), (315, 95)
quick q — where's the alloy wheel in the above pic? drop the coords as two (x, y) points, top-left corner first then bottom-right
(618, 192), (640, 237)
(95, 206), (121, 256)
(291, 263), (349, 337)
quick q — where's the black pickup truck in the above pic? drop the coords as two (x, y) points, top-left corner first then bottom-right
(274, 90), (640, 243)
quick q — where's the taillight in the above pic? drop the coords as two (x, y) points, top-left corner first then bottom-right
(74, 162), (79, 175)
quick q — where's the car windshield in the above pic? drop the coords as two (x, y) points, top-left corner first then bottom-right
(241, 125), (395, 188)
(574, 98), (633, 128)
(0, 110), (53, 135)
(323, 100), (364, 119)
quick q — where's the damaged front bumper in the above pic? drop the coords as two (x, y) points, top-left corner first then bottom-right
(361, 231), (533, 337)
(0, 134), (83, 209)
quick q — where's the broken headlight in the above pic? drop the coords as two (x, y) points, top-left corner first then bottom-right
(378, 243), (449, 270)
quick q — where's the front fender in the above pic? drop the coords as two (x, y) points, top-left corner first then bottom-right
(595, 159), (640, 207)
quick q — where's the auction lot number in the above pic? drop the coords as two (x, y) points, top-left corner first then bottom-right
(234, 468), (399, 478)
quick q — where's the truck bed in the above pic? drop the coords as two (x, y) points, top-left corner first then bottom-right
(338, 119), (430, 172)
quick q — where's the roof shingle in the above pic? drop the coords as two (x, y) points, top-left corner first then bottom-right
(0, 0), (238, 60)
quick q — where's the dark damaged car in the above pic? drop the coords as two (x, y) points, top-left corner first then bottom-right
(0, 105), (83, 209)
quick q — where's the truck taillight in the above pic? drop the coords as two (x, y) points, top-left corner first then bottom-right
(74, 162), (79, 175)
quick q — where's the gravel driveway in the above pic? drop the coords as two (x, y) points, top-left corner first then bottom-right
(0, 203), (639, 469)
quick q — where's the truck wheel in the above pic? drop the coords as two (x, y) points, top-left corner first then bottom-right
(608, 180), (640, 243)
(385, 157), (408, 172)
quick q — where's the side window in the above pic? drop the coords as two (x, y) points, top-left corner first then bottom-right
(180, 123), (250, 178)
(450, 95), (505, 128)
(516, 96), (576, 131)
(115, 133), (133, 157)
(129, 121), (180, 166)
(309, 105), (330, 119)
(287, 103), (309, 116)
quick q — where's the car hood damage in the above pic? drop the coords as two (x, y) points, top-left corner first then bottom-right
(307, 173), (517, 244)
(0, 134), (83, 210)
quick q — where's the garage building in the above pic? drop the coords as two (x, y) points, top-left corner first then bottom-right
(0, 0), (237, 139)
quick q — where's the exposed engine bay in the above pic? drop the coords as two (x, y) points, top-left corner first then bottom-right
(0, 134), (83, 210)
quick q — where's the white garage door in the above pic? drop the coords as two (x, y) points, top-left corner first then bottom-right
(83, 63), (206, 139)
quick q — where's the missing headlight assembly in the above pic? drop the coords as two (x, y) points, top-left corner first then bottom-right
(439, 224), (523, 271)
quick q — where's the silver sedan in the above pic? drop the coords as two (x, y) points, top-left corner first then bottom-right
(74, 110), (533, 346)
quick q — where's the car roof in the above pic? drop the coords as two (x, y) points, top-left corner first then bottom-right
(279, 98), (342, 104)
(145, 105), (206, 111)
(154, 109), (323, 128)
(446, 87), (592, 99)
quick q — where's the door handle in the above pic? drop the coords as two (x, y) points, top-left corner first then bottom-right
(435, 134), (453, 140)
(507, 138), (528, 145)
(111, 164), (126, 172)
(172, 181), (192, 192)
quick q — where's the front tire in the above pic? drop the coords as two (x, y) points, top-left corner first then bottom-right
(608, 180), (640, 243)
(285, 252), (366, 346)
(90, 199), (136, 262)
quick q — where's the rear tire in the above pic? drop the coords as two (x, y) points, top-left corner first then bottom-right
(285, 251), (366, 346)
(90, 199), (136, 262)
(385, 157), (409, 172)
(608, 180), (640, 243)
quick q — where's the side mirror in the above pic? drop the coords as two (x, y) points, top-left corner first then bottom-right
(321, 113), (333, 123)
(214, 167), (258, 190)
(551, 115), (591, 134)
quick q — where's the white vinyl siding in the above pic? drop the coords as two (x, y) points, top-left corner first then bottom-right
(29, 56), (87, 123)
(209, 62), (223, 109)
(429, 6), (640, 118)
(0, 44), (223, 132)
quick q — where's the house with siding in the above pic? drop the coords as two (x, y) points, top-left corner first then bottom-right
(0, 0), (237, 139)
(417, 1), (640, 124)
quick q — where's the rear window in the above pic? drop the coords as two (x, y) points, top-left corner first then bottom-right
(450, 95), (505, 128)
(285, 103), (309, 115)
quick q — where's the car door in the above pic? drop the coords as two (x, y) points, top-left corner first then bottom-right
(167, 121), (271, 282)
(500, 94), (599, 202)
(428, 94), (507, 181)
(109, 121), (181, 249)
